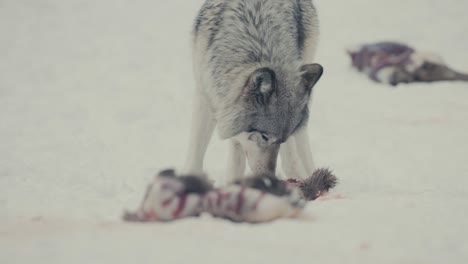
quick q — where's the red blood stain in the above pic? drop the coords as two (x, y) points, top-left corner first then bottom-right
(162, 197), (173, 207)
(316, 194), (346, 201)
(359, 242), (371, 251)
(172, 195), (187, 218)
(216, 191), (222, 207)
(143, 210), (159, 221)
(235, 187), (246, 214)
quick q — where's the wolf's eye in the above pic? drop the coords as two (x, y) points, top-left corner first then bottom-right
(260, 133), (269, 141)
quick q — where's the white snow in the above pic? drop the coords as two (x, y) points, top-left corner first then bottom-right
(1, 0), (468, 263)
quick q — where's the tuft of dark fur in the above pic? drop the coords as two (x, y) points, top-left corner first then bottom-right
(158, 169), (177, 178)
(178, 175), (214, 194)
(233, 174), (290, 196)
(157, 169), (214, 194)
(300, 168), (338, 201)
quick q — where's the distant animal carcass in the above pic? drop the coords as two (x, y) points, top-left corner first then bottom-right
(347, 41), (468, 86)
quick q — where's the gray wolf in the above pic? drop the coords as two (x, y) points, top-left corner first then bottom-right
(183, 0), (324, 182)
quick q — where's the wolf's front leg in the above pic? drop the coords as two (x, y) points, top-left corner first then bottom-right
(225, 139), (246, 183)
(183, 93), (216, 175)
(280, 136), (309, 179)
(293, 127), (316, 175)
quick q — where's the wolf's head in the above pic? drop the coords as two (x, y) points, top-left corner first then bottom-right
(219, 63), (323, 174)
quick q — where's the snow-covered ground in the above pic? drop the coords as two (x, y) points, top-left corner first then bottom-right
(1, 0), (468, 263)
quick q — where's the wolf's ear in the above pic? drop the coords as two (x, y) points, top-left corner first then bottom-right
(243, 68), (276, 105)
(301, 64), (323, 93)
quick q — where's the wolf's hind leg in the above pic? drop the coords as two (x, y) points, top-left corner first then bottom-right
(226, 139), (246, 183)
(183, 92), (216, 175)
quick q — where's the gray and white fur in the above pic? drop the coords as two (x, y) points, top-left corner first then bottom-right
(184, 0), (323, 182)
